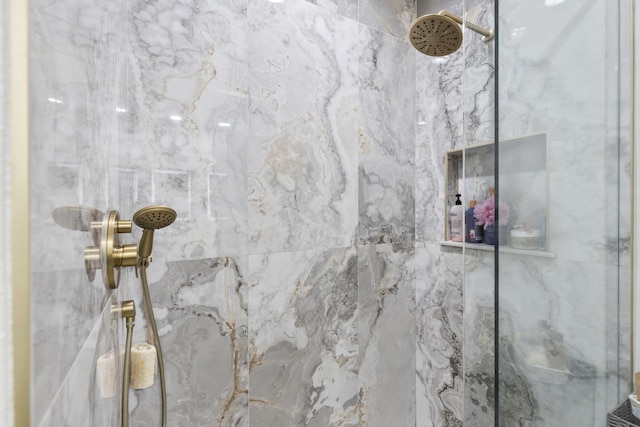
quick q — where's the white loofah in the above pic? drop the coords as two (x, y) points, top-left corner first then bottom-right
(130, 342), (157, 390)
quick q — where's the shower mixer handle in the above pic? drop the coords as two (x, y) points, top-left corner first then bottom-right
(84, 247), (100, 282)
(83, 223), (137, 288)
(115, 244), (138, 268)
(116, 220), (133, 234)
(93, 211), (137, 289)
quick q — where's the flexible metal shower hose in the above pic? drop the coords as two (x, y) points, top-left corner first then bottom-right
(122, 316), (134, 427)
(139, 264), (167, 427)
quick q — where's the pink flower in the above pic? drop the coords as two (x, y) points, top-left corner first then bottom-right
(474, 197), (510, 228)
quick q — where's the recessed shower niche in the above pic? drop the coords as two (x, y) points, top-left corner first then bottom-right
(442, 132), (553, 257)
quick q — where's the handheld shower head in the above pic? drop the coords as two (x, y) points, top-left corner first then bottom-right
(132, 208), (175, 426)
(409, 10), (494, 57)
(132, 206), (177, 263)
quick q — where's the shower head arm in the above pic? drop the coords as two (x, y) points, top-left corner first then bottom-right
(438, 10), (494, 42)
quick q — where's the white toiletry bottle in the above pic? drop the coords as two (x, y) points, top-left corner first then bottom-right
(450, 193), (463, 242)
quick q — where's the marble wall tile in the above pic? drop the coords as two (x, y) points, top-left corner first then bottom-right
(151, 170), (192, 220)
(411, 6), (496, 423)
(417, 0), (462, 17)
(129, 0), (247, 97)
(415, 242), (464, 427)
(415, 49), (464, 243)
(108, 168), (139, 214)
(612, 263), (632, 399)
(358, 243), (415, 426)
(358, 0), (416, 41)
(463, 3), (495, 147)
(495, 0), (624, 265)
(29, 0), (633, 426)
(496, 254), (623, 426)
(31, 0), (422, 425)
(247, 0), (359, 254)
(30, 0), (129, 272)
(460, 245), (631, 427)
(462, 248), (495, 427)
(29, 0), (131, 423)
(248, 247), (359, 426)
(127, 0), (249, 260)
(302, 0), (358, 21)
(129, 258), (248, 426)
(358, 26), (416, 245)
(494, 1), (632, 423)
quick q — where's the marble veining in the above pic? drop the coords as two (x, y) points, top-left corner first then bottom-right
(415, 243), (464, 427)
(127, 0), (249, 261)
(248, 248), (359, 426)
(462, 249), (495, 427)
(358, 243), (415, 426)
(130, 258), (248, 426)
(358, 26), (415, 245)
(462, 4), (495, 147)
(494, 0), (632, 424)
(302, 0), (358, 20)
(358, 0), (416, 41)
(30, 0), (128, 272)
(415, 49), (464, 242)
(247, 0), (359, 254)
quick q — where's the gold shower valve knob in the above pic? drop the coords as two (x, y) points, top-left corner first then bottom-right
(114, 244), (138, 267)
(84, 246), (100, 267)
(100, 211), (138, 289)
(116, 220), (132, 234)
(83, 246), (100, 283)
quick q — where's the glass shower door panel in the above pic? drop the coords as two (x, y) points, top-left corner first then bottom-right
(29, 0), (130, 424)
(496, 0), (632, 425)
(35, 300), (121, 426)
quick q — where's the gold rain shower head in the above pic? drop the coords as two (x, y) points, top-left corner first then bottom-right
(409, 10), (494, 57)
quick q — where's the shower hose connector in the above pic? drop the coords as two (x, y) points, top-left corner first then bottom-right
(112, 300), (136, 427)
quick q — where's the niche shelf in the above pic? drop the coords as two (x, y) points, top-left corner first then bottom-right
(438, 241), (556, 258)
(441, 132), (554, 257)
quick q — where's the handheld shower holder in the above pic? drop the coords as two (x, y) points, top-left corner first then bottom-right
(112, 299), (136, 320)
(111, 300), (136, 427)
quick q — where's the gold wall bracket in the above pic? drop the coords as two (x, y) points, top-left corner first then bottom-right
(112, 300), (136, 320)
(111, 300), (136, 427)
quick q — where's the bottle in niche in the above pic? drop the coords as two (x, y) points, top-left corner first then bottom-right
(466, 199), (482, 243)
(539, 215), (547, 250)
(450, 193), (463, 242)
